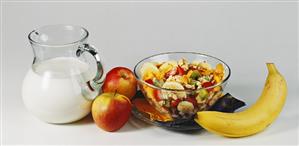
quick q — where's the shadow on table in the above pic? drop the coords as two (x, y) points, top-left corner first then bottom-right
(117, 116), (153, 133)
(68, 112), (153, 132)
(266, 114), (299, 135)
(68, 113), (94, 126)
(119, 115), (207, 134)
(167, 128), (206, 135)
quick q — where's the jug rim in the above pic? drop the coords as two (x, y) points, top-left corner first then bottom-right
(28, 24), (89, 47)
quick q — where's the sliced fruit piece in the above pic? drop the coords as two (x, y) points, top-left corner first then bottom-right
(196, 89), (209, 101)
(186, 97), (197, 106)
(177, 101), (194, 113)
(190, 70), (201, 80)
(164, 68), (177, 79)
(153, 78), (164, 87)
(162, 81), (185, 90)
(186, 70), (194, 78)
(142, 85), (169, 113)
(159, 61), (178, 73)
(153, 89), (162, 101)
(162, 81), (187, 99)
(202, 81), (214, 92)
(133, 98), (173, 122)
(215, 63), (224, 74)
(177, 66), (185, 75)
(145, 79), (154, 85)
(199, 62), (212, 70)
(140, 62), (160, 80)
(213, 63), (225, 83)
(171, 99), (181, 107)
(191, 60), (204, 66)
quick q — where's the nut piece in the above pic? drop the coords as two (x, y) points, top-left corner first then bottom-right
(177, 101), (194, 113)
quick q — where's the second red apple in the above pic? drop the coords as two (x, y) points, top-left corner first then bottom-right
(102, 67), (137, 100)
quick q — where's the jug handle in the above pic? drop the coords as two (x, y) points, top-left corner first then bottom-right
(76, 44), (104, 92)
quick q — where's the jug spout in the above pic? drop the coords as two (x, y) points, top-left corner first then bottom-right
(28, 25), (89, 62)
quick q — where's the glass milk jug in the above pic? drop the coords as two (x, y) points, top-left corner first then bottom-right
(22, 25), (104, 124)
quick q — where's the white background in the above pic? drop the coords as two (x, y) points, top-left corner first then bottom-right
(2, 1), (299, 145)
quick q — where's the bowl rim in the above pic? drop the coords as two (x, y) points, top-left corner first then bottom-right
(133, 51), (231, 92)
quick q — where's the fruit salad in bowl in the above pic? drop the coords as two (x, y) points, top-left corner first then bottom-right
(134, 52), (231, 121)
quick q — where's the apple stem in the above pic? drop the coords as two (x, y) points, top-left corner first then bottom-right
(114, 90), (118, 97)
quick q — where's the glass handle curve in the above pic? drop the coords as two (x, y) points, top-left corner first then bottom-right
(76, 44), (104, 92)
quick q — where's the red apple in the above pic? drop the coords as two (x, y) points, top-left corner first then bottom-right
(102, 67), (137, 100)
(92, 92), (131, 132)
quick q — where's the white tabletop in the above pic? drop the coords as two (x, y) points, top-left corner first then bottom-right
(2, 1), (298, 145)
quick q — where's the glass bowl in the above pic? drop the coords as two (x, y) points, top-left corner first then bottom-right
(133, 52), (231, 121)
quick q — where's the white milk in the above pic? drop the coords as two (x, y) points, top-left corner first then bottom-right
(22, 57), (97, 123)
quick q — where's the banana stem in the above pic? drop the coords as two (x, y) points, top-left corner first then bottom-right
(266, 63), (278, 74)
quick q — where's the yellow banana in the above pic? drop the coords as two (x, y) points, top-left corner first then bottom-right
(194, 63), (287, 138)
